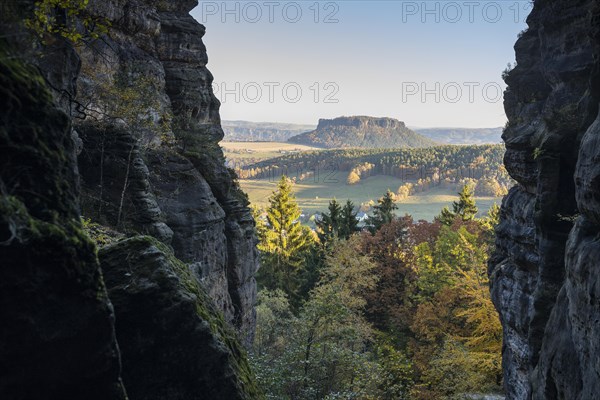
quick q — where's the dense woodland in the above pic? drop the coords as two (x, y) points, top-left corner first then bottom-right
(235, 145), (512, 198)
(250, 176), (503, 399)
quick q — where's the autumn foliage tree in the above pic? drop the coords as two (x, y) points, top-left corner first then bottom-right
(408, 217), (502, 398)
(252, 177), (503, 399)
(361, 217), (415, 335)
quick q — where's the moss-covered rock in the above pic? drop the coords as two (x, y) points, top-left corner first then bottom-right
(0, 43), (127, 400)
(99, 236), (262, 400)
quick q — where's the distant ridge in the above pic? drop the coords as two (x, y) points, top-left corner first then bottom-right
(287, 116), (437, 149)
(414, 127), (503, 145)
(222, 120), (315, 142)
(222, 119), (504, 146)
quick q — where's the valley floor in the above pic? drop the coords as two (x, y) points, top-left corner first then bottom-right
(240, 175), (502, 221)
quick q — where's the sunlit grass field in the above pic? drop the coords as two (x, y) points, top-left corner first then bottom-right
(240, 175), (501, 221)
(221, 141), (319, 160)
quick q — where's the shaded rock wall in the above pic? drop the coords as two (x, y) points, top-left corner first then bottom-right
(100, 236), (260, 400)
(75, 0), (258, 344)
(0, 1), (261, 398)
(0, 42), (127, 400)
(490, 0), (600, 398)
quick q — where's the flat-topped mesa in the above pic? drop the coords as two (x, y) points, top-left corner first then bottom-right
(316, 116), (407, 130)
(290, 115), (435, 149)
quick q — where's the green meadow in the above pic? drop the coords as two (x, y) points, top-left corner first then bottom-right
(239, 175), (501, 221)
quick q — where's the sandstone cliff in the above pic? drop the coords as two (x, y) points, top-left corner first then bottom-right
(490, 0), (600, 398)
(72, 0), (259, 344)
(0, 0), (260, 398)
(0, 39), (129, 400)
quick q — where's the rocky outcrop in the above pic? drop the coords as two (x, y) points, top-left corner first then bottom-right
(489, 0), (600, 398)
(288, 116), (436, 148)
(78, 125), (174, 242)
(75, 0), (259, 344)
(0, 43), (127, 400)
(100, 236), (260, 400)
(1, 0), (261, 398)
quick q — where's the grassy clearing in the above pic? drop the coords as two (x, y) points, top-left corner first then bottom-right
(240, 175), (501, 221)
(393, 189), (500, 221)
(221, 141), (319, 160)
(229, 141), (504, 221)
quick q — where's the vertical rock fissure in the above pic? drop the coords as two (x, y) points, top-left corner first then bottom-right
(490, 1), (600, 399)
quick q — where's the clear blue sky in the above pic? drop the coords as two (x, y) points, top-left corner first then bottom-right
(190, 1), (531, 128)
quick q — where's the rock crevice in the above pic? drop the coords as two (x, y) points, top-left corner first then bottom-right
(75, 0), (258, 344)
(490, 1), (600, 398)
(0, 0), (260, 398)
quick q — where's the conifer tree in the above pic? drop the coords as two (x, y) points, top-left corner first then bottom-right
(486, 203), (500, 226)
(339, 200), (360, 239)
(452, 184), (478, 220)
(367, 190), (398, 233)
(317, 199), (360, 245)
(437, 185), (479, 225)
(316, 198), (343, 244)
(437, 206), (456, 226)
(258, 176), (311, 304)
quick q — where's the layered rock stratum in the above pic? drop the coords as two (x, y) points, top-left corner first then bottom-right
(1, 0), (260, 398)
(74, 0), (259, 345)
(0, 38), (128, 400)
(489, 0), (600, 398)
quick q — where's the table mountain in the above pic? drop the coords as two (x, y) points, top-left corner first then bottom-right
(288, 116), (436, 148)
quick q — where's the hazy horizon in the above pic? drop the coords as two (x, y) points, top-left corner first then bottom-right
(221, 118), (504, 130)
(191, 1), (531, 128)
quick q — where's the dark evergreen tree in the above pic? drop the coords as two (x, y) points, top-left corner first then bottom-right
(367, 190), (398, 233)
(316, 199), (343, 245)
(298, 242), (326, 302)
(437, 185), (480, 225)
(317, 199), (361, 246)
(339, 200), (360, 239)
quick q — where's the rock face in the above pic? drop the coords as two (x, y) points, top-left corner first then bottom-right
(100, 236), (260, 400)
(288, 116), (436, 148)
(489, 1), (600, 398)
(1, 1), (261, 398)
(75, 0), (259, 344)
(0, 44), (127, 400)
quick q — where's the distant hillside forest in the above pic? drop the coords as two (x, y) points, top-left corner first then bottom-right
(222, 120), (315, 142)
(235, 145), (512, 197)
(414, 127), (503, 145)
(222, 119), (504, 145)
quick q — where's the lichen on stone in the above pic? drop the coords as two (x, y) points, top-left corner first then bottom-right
(99, 236), (262, 399)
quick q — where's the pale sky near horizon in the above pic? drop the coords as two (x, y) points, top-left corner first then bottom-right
(190, 1), (531, 128)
